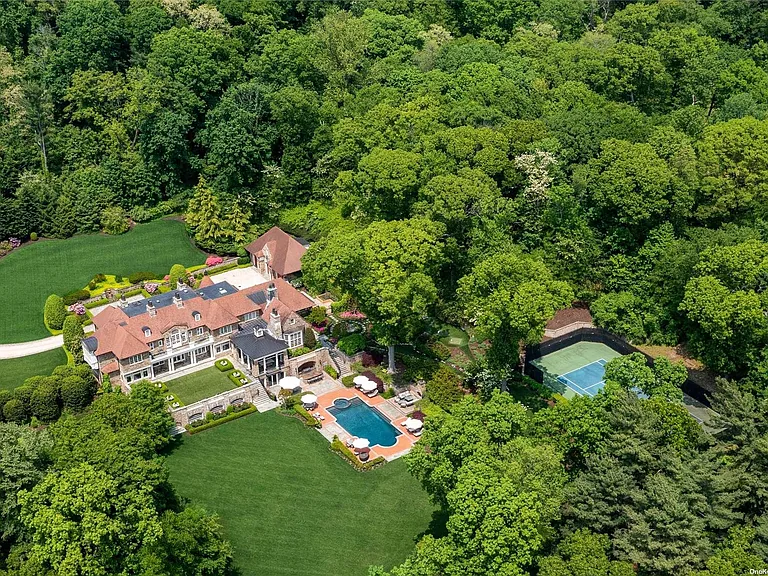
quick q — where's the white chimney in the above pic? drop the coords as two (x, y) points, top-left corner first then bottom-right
(147, 301), (156, 317)
(267, 283), (277, 303)
(173, 292), (183, 308)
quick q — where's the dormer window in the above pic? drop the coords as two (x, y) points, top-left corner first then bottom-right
(193, 311), (201, 321)
(143, 327), (151, 338)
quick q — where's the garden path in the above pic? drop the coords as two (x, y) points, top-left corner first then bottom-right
(0, 335), (64, 359)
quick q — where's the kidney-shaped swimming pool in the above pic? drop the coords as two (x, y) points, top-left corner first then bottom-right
(327, 397), (401, 447)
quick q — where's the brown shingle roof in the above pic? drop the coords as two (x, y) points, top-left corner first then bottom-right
(243, 278), (313, 313)
(245, 227), (307, 276)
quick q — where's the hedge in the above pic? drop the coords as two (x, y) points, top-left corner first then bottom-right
(122, 288), (145, 298)
(127, 271), (157, 284)
(293, 404), (321, 428)
(324, 365), (339, 379)
(186, 405), (257, 434)
(330, 436), (386, 471)
(62, 289), (91, 306)
(341, 374), (356, 388)
(215, 358), (234, 372)
(208, 262), (239, 276)
(228, 371), (249, 386)
(85, 298), (110, 309)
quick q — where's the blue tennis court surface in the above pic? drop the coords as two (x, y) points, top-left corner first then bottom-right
(557, 359), (608, 397)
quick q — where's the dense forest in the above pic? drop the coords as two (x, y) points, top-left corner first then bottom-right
(1, 0), (768, 574)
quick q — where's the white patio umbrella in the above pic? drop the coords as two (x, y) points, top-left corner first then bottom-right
(353, 375), (370, 387)
(404, 418), (423, 431)
(361, 380), (377, 392)
(279, 376), (301, 390)
(352, 437), (370, 450)
(301, 393), (317, 405)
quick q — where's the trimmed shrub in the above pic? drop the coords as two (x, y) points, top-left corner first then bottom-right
(330, 322), (347, 340)
(0, 390), (11, 410)
(30, 380), (60, 422)
(215, 358), (234, 372)
(227, 371), (249, 386)
(288, 346), (311, 358)
(168, 264), (187, 288)
(44, 294), (67, 330)
(14, 386), (33, 411)
(428, 340), (452, 360)
(30, 232), (38, 241)
(324, 365), (338, 379)
(338, 334), (365, 355)
(426, 365), (465, 411)
(3, 399), (26, 423)
(61, 376), (94, 411)
(303, 327), (316, 349)
(62, 289), (90, 306)
(128, 271), (157, 284)
(63, 315), (85, 358)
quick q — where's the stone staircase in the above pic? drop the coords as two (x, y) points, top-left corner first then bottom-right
(252, 388), (279, 412)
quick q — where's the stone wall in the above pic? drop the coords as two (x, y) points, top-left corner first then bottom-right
(169, 381), (264, 427)
(285, 347), (332, 380)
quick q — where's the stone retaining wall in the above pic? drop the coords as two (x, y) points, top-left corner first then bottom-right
(170, 381), (263, 427)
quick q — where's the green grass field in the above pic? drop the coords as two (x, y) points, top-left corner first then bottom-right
(164, 366), (237, 405)
(166, 411), (436, 576)
(0, 220), (205, 344)
(0, 347), (68, 391)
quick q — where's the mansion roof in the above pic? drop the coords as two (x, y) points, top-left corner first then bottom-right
(245, 227), (308, 276)
(89, 277), (313, 361)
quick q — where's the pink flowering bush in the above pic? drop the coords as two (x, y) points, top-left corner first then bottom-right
(145, 283), (158, 294)
(339, 310), (367, 320)
(9, 238), (20, 248)
(69, 302), (86, 315)
(206, 255), (224, 266)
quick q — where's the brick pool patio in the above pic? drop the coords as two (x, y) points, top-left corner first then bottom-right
(312, 387), (419, 461)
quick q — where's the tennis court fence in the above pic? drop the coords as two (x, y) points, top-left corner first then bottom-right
(523, 327), (713, 407)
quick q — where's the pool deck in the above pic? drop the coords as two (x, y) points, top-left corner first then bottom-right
(313, 387), (418, 461)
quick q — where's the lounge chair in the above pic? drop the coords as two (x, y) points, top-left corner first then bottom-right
(399, 397), (415, 408)
(413, 429), (423, 437)
(366, 389), (378, 397)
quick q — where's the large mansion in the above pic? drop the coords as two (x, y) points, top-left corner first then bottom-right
(82, 277), (314, 388)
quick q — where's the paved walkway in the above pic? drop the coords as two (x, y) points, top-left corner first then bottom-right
(0, 335), (64, 359)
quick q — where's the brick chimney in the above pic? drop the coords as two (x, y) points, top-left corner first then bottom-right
(147, 300), (156, 317)
(269, 308), (282, 338)
(173, 292), (183, 308)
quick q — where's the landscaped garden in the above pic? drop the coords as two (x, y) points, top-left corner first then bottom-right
(166, 411), (436, 576)
(163, 366), (240, 405)
(0, 219), (205, 343)
(0, 348), (68, 391)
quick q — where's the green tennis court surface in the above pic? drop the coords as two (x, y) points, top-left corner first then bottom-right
(530, 341), (623, 399)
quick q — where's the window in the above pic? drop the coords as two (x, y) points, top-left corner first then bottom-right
(194, 327), (205, 336)
(215, 342), (231, 354)
(243, 311), (257, 321)
(143, 328), (151, 337)
(193, 312), (201, 321)
(149, 341), (155, 350)
(125, 368), (150, 383)
(285, 331), (303, 349)
(166, 328), (188, 347)
(128, 353), (144, 365)
(219, 324), (233, 336)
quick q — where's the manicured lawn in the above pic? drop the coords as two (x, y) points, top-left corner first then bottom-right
(0, 219), (205, 344)
(0, 347), (68, 392)
(164, 366), (237, 405)
(166, 411), (436, 576)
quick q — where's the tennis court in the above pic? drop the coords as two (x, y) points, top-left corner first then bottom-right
(530, 341), (623, 399)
